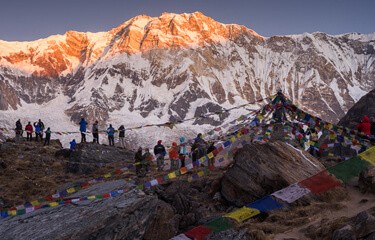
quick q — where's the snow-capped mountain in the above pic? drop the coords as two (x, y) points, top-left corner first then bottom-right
(1, 12), (374, 145)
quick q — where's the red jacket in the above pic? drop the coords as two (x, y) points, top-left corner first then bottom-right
(168, 142), (179, 160)
(357, 115), (371, 135)
(25, 124), (33, 133)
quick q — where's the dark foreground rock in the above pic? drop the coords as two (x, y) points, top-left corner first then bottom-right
(0, 180), (178, 240)
(221, 141), (326, 206)
(66, 143), (135, 173)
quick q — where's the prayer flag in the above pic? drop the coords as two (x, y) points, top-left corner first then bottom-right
(272, 183), (311, 203)
(224, 207), (260, 222)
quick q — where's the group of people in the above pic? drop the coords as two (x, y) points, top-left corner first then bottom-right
(15, 119), (51, 146)
(133, 133), (217, 176)
(78, 118), (126, 148)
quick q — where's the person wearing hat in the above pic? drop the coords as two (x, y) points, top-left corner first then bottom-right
(154, 140), (166, 171)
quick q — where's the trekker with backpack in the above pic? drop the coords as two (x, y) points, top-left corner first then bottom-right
(107, 124), (115, 146)
(92, 121), (99, 143)
(154, 140), (166, 171)
(15, 119), (23, 142)
(79, 118), (88, 143)
(44, 127), (51, 146)
(33, 121), (42, 142)
(118, 125), (125, 148)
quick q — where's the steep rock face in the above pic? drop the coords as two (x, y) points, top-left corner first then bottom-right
(0, 12), (374, 130)
(338, 89), (375, 129)
(221, 141), (325, 206)
(0, 180), (178, 240)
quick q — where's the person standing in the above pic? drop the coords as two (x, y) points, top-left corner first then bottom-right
(169, 142), (179, 170)
(179, 136), (187, 168)
(118, 125), (125, 148)
(92, 121), (99, 144)
(44, 127), (51, 146)
(25, 122), (33, 141)
(38, 119), (45, 140)
(154, 140), (166, 171)
(79, 118), (88, 143)
(15, 119), (23, 142)
(33, 121), (41, 142)
(107, 124), (115, 146)
(357, 115), (371, 135)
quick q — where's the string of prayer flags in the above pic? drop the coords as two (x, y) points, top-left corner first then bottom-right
(299, 171), (342, 194)
(224, 206), (260, 222)
(247, 195), (284, 212)
(271, 183), (311, 204)
(328, 157), (371, 183)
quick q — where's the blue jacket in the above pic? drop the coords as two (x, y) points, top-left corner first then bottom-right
(107, 127), (115, 136)
(179, 137), (187, 155)
(34, 123), (41, 133)
(70, 140), (77, 150)
(79, 119), (87, 132)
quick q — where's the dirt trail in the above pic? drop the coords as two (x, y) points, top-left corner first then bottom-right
(273, 186), (375, 239)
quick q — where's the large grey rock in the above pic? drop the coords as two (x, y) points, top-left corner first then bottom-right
(0, 180), (178, 240)
(332, 225), (356, 240)
(67, 143), (135, 174)
(221, 141), (325, 206)
(359, 166), (375, 194)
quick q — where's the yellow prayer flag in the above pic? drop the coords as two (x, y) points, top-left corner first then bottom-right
(207, 152), (214, 159)
(359, 146), (375, 165)
(198, 171), (205, 177)
(236, 132), (242, 138)
(104, 173), (112, 178)
(88, 195), (96, 200)
(49, 202), (59, 207)
(199, 156), (206, 163)
(67, 188), (76, 194)
(168, 172), (176, 179)
(8, 210), (17, 216)
(230, 136), (236, 143)
(224, 207), (260, 222)
(31, 200), (40, 206)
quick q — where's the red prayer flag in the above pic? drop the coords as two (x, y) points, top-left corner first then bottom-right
(299, 171), (342, 194)
(184, 225), (213, 240)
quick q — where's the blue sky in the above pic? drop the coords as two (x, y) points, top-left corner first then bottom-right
(0, 0), (374, 41)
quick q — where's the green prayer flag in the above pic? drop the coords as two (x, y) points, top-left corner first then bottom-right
(203, 217), (233, 233)
(328, 157), (370, 184)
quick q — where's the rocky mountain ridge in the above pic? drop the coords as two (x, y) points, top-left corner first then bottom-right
(0, 12), (375, 140)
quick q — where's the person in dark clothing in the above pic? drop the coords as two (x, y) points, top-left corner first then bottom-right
(134, 147), (144, 176)
(118, 125), (125, 148)
(38, 119), (45, 139)
(70, 139), (77, 150)
(154, 140), (166, 171)
(79, 118), (88, 143)
(194, 133), (207, 161)
(92, 121), (99, 143)
(272, 90), (287, 123)
(15, 119), (23, 142)
(107, 124), (115, 146)
(44, 127), (51, 146)
(25, 122), (33, 141)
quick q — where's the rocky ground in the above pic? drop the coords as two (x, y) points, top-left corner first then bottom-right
(0, 136), (374, 240)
